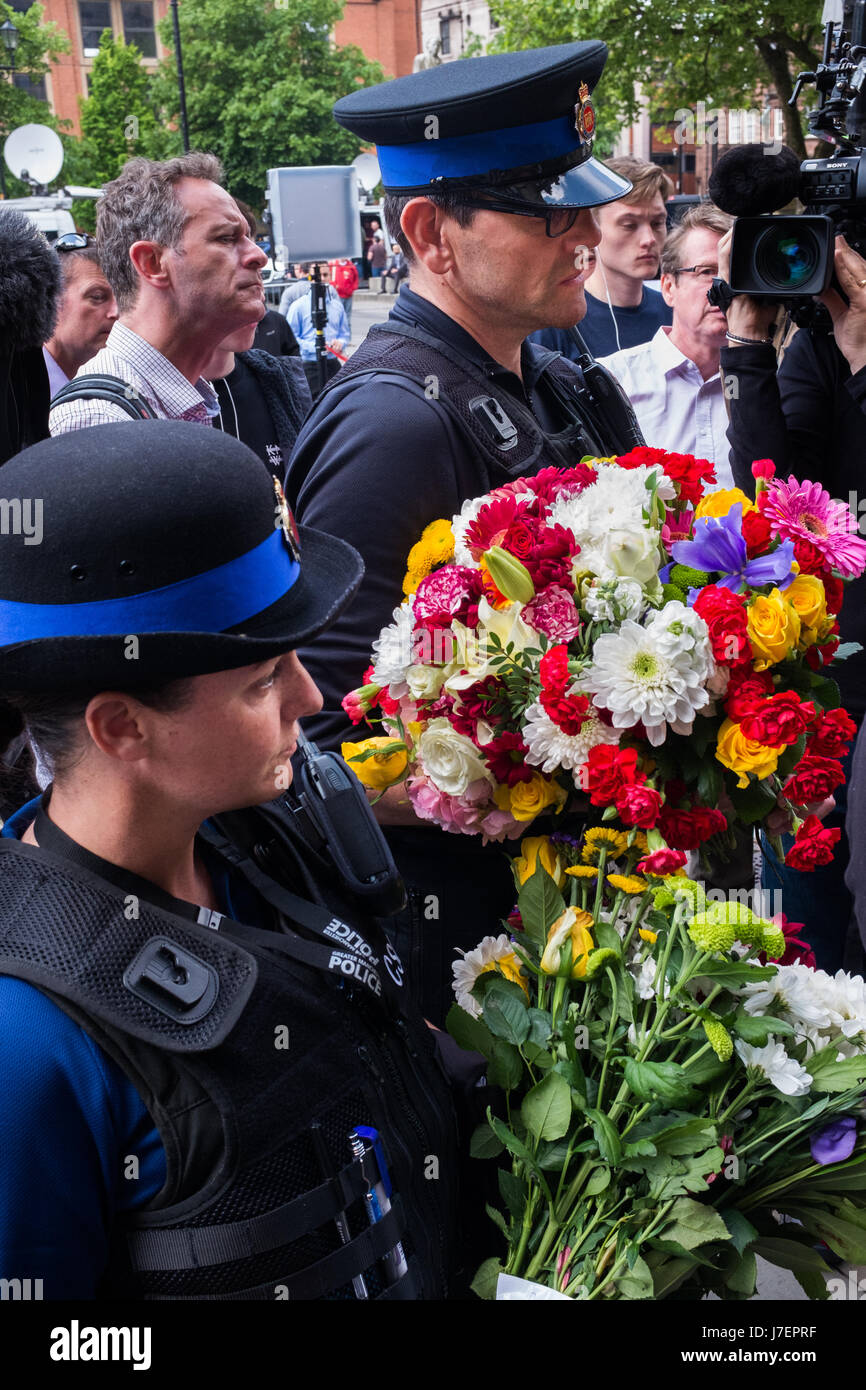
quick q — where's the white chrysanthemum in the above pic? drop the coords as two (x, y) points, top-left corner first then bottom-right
(522, 698), (619, 780)
(451, 489), (534, 566)
(741, 963), (834, 1035)
(734, 1038), (812, 1096)
(818, 969), (866, 1043)
(583, 618), (710, 746)
(648, 601), (712, 664)
(452, 934), (518, 1018)
(630, 956), (669, 1001)
(549, 462), (675, 544)
(584, 576), (644, 622)
(370, 596), (416, 694)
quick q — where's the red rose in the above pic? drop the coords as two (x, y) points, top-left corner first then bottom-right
(741, 509), (772, 557)
(636, 848), (688, 875)
(791, 537), (828, 576)
(739, 691), (815, 746)
(782, 755), (846, 806)
(784, 814), (841, 871)
(725, 669), (775, 720)
(584, 744), (640, 805)
(809, 708), (857, 759)
(692, 585), (751, 665)
(616, 782), (663, 828)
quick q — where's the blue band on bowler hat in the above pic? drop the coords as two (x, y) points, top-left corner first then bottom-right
(0, 529), (299, 645)
(377, 112), (582, 189)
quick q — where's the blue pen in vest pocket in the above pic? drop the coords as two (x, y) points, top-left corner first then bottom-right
(349, 1128), (409, 1285)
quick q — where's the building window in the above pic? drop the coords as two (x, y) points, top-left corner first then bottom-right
(439, 17), (451, 55)
(13, 71), (48, 101)
(121, 0), (156, 58)
(79, 0), (112, 57)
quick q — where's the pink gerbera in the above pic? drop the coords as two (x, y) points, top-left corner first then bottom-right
(762, 478), (866, 578)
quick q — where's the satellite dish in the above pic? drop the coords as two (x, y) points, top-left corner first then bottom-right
(4, 124), (64, 188)
(352, 152), (381, 194)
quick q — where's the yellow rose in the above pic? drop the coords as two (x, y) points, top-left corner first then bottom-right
(341, 737), (408, 790)
(513, 835), (565, 887)
(695, 487), (756, 520)
(540, 908), (595, 978)
(746, 589), (801, 669)
(785, 574), (827, 637)
(496, 772), (567, 823)
(715, 718), (784, 789)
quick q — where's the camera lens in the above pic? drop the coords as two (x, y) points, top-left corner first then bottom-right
(754, 225), (820, 291)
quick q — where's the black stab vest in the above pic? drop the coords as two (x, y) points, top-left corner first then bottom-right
(0, 812), (459, 1300)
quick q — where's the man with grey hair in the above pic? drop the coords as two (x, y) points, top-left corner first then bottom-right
(50, 153), (267, 433)
(598, 201), (735, 486)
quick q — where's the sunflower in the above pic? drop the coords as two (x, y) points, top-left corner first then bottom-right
(582, 827), (628, 864)
(606, 873), (647, 895)
(628, 830), (649, 855)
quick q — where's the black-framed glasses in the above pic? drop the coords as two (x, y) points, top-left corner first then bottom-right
(456, 195), (583, 239)
(55, 232), (94, 251)
(672, 264), (718, 280)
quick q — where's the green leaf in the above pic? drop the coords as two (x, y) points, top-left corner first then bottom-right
(526, 1007), (552, 1047)
(470, 1257), (503, 1300)
(594, 919), (623, 955)
(725, 1249), (757, 1296)
(780, 1205), (866, 1264)
(809, 676), (841, 710)
(537, 1136), (576, 1171)
(624, 1138), (658, 1158)
(487, 1111), (553, 1205)
(795, 1268), (832, 1300)
(697, 760), (724, 808)
(732, 1009), (796, 1045)
(698, 961), (778, 985)
(521, 1071), (572, 1142)
(614, 1253), (654, 1299)
(624, 1058), (695, 1104)
(553, 1056), (587, 1098)
(585, 1166), (611, 1196)
(517, 865), (565, 943)
(678, 1053), (730, 1087)
(586, 1107), (622, 1165)
(445, 1003), (493, 1055)
(484, 1203), (509, 1239)
(630, 1112), (716, 1154)
(486, 1038), (524, 1091)
(729, 776), (779, 824)
(752, 1237), (833, 1274)
(806, 1047), (866, 1093)
(483, 980), (530, 1046)
(498, 1167), (527, 1222)
(470, 1122), (505, 1160)
(660, 1196), (732, 1250)
(647, 1253), (697, 1298)
(723, 1208), (758, 1258)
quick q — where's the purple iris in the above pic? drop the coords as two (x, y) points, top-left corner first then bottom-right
(671, 505), (795, 594)
(810, 1115), (857, 1166)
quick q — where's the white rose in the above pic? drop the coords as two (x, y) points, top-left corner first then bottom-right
(600, 527), (661, 585)
(417, 718), (494, 796)
(405, 663), (447, 702)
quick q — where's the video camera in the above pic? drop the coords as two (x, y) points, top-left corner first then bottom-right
(711, 0), (866, 307)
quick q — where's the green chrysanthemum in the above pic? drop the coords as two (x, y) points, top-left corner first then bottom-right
(700, 900), (764, 946)
(671, 878), (707, 916)
(661, 582), (685, 604)
(702, 1017), (734, 1061)
(761, 926), (787, 960)
(670, 564), (711, 589)
(688, 914), (736, 953)
(653, 885), (678, 910)
(583, 947), (620, 979)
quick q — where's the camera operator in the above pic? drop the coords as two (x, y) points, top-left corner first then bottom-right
(718, 229), (866, 971)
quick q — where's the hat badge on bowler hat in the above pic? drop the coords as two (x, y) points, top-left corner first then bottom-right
(332, 40), (631, 211)
(0, 421), (363, 692)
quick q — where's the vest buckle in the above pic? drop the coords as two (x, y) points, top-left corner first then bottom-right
(468, 395), (519, 450)
(123, 936), (219, 1024)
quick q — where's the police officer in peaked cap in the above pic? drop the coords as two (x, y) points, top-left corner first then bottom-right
(0, 421), (464, 1300)
(285, 41), (644, 1024)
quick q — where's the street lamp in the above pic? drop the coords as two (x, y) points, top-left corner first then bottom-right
(0, 19), (19, 199)
(168, 0), (190, 154)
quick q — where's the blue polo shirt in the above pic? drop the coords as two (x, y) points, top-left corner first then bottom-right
(0, 801), (255, 1298)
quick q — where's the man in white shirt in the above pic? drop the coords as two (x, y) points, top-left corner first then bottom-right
(599, 203), (735, 488)
(42, 235), (117, 397)
(50, 152), (267, 433)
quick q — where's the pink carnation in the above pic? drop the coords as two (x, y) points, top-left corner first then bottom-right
(407, 773), (523, 842)
(413, 565), (482, 630)
(522, 584), (581, 642)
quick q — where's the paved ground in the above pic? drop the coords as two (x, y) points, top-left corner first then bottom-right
(345, 286), (398, 353)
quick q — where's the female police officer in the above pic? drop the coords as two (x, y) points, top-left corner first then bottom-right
(0, 420), (459, 1300)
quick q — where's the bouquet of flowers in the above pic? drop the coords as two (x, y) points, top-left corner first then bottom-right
(342, 451), (866, 868)
(449, 838), (866, 1300)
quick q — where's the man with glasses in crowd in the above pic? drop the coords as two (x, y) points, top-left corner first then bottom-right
(42, 233), (118, 397)
(598, 203), (735, 487)
(286, 41), (638, 1021)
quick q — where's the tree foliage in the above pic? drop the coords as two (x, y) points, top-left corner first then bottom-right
(486, 0), (826, 157)
(78, 31), (158, 182)
(0, 0), (71, 194)
(148, 0), (385, 207)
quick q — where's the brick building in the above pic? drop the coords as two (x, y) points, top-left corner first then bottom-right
(335, 0), (421, 79)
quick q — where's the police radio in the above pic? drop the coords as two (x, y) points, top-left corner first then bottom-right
(286, 730), (407, 915)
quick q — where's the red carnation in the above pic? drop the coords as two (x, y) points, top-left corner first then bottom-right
(616, 447), (715, 508)
(541, 689), (591, 736)
(782, 755), (846, 806)
(658, 803), (726, 850)
(616, 782), (663, 828)
(740, 691), (815, 747)
(785, 814), (841, 871)
(540, 644), (570, 693)
(692, 585), (751, 666)
(725, 669), (775, 720)
(451, 677), (501, 739)
(741, 509), (772, 557)
(525, 464), (596, 506)
(584, 744), (640, 805)
(751, 459), (776, 482)
(791, 537), (829, 577)
(637, 848), (688, 875)
(809, 708), (857, 759)
(465, 495), (532, 559)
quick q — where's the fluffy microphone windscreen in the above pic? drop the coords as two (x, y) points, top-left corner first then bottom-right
(0, 209), (61, 351)
(708, 144), (801, 217)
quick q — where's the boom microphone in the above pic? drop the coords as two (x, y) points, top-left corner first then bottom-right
(708, 144), (802, 217)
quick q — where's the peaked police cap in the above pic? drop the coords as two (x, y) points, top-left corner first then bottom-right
(0, 421), (363, 691)
(333, 41), (631, 210)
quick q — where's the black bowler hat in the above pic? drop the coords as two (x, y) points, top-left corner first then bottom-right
(0, 421), (363, 692)
(333, 41), (630, 211)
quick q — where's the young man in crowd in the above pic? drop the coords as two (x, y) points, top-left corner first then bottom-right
(529, 155), (672, 360)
